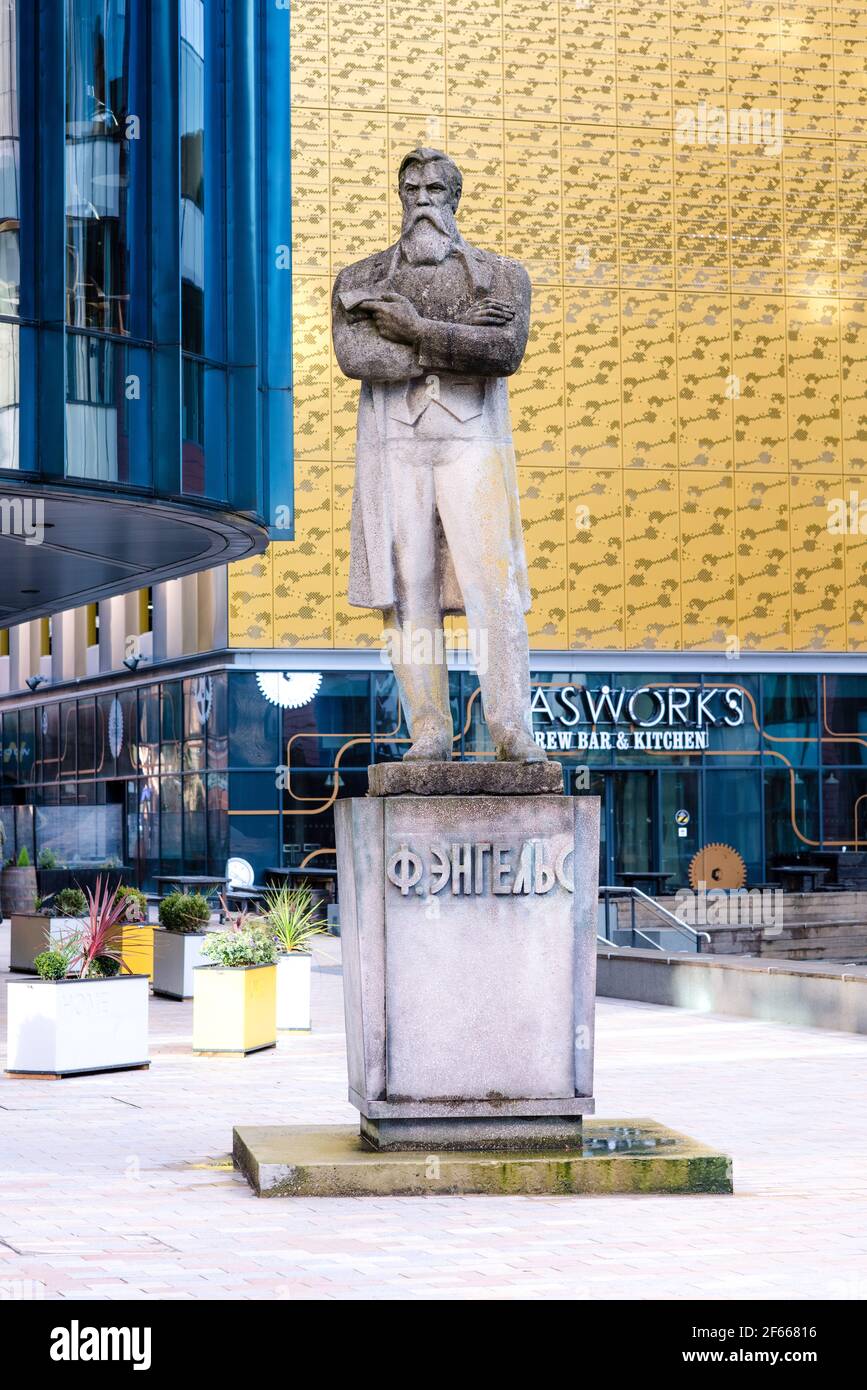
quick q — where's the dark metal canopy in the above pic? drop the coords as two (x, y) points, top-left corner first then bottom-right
(0, 481), (268, 624)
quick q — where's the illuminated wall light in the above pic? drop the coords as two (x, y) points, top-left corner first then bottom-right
(256, 671), (323, 709)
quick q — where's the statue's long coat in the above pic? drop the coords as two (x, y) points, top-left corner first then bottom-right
(331, 236), (532, 616)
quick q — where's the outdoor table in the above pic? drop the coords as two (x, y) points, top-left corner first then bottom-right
(804, 850), (865, 887)
(264, 866), (337, 914)
(775, 865), (829, 893)
(264, 866), (336, 882)
(224, 886), (267, 911)
(153, 875), (228, 898)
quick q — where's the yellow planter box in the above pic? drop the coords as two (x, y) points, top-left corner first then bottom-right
(116, 923), (155, 982)
(192, 963), (277, 1055)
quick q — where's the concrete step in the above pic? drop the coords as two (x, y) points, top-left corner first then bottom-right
(624, 895), (867, 931)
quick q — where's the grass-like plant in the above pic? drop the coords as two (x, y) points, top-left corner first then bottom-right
(68, 877), (127, 980)
(263, 884), (326, 955)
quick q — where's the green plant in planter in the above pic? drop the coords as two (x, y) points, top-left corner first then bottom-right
(88, 955), (122, 978)
(159, 891), (211, 934)
(54, 887), (88, 919)
(117, 885), (147, 923)
(16, 847), (31, 867)
(37, 847), (58, 870)
(201, 907), (276, 968)
(263, 884), (326, 955)
(34, 930), (82, 980)
(34, 949), (70, 980)
(67, 877), (127, 980)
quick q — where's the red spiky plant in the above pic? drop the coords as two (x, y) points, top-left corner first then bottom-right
(218, 894), (255, 932)
(70, 877), (128, 979)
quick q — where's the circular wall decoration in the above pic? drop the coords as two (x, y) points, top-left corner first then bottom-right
(688, 843), (747, 891)
(256, 671), (323, 710)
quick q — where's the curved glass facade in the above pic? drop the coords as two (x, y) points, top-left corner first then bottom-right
(0, 0), (292, 623)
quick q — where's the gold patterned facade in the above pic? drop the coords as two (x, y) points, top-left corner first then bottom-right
(228, 0), (867, 654)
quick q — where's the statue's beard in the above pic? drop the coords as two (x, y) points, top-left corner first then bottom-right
(400, 208), (457, 265)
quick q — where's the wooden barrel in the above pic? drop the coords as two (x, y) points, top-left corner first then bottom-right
(1, 866), (38, 916)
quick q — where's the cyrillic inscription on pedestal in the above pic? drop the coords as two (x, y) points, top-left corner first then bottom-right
(335, 792), (600, 1150)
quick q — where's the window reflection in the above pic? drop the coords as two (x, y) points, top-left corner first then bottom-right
(180, 0), (204, 354)
(0, 321), (17, 468)
(0, 0), (20, 318)
(65, 0), (134, 335)
(179, 0), (226, 499)
(763, 673), (818, 767)
(65, 332), (150, 482)
(0, 1), (20, 469)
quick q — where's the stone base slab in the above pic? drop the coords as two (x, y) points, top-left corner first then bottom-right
(367, 760), (563, 797)
(232, 1121), (734, 1197)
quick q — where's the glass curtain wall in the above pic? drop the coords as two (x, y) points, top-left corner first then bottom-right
(0, 0), (291, 525)
(2, 671), (865, 888)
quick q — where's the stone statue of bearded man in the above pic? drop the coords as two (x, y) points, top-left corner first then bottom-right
(332, 147), (542, 764)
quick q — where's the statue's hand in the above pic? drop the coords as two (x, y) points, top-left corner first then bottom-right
(358, 292), (423, 345)
(463, 297), (516, 326)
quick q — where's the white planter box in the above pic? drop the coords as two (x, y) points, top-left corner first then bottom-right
(10, 915), (78, 974)
(276, 952), (312, 1031)
(6, 975), (150, 1078)
(152, 929), (210, 1000)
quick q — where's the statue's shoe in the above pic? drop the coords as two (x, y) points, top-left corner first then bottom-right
(403, 730), (453, 762)
(495, 729), (546, 763)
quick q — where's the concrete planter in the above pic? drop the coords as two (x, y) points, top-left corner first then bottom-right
(152, 929), (210, 999)
(5, 975), (150, 1078)
(9, 914), (79, 974)
(192, 963), (277, 1055)
(276, 952), (312, 1031)
(115, 922), (155, 981)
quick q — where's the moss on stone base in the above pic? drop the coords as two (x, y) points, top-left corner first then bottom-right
(231, 1120), (733, 1198)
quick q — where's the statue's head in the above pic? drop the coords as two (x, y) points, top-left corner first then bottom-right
(397, 148), (462, 265)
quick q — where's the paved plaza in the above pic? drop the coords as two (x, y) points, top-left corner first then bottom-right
(1, 925), (866, 1302)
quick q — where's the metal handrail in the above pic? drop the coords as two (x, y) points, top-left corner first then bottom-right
(598, 884), (711, 953)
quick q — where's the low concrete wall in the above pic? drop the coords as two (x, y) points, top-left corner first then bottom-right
(597, 948), (867, 1035)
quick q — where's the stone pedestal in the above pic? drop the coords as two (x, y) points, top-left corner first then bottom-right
(334, 762), (599, 1151)
(233, 760), (735, 1197)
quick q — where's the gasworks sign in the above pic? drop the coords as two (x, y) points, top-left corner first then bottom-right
(531, 683), (744, 753)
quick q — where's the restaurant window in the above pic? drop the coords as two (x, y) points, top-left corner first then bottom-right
(764, 769), (820, 862)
